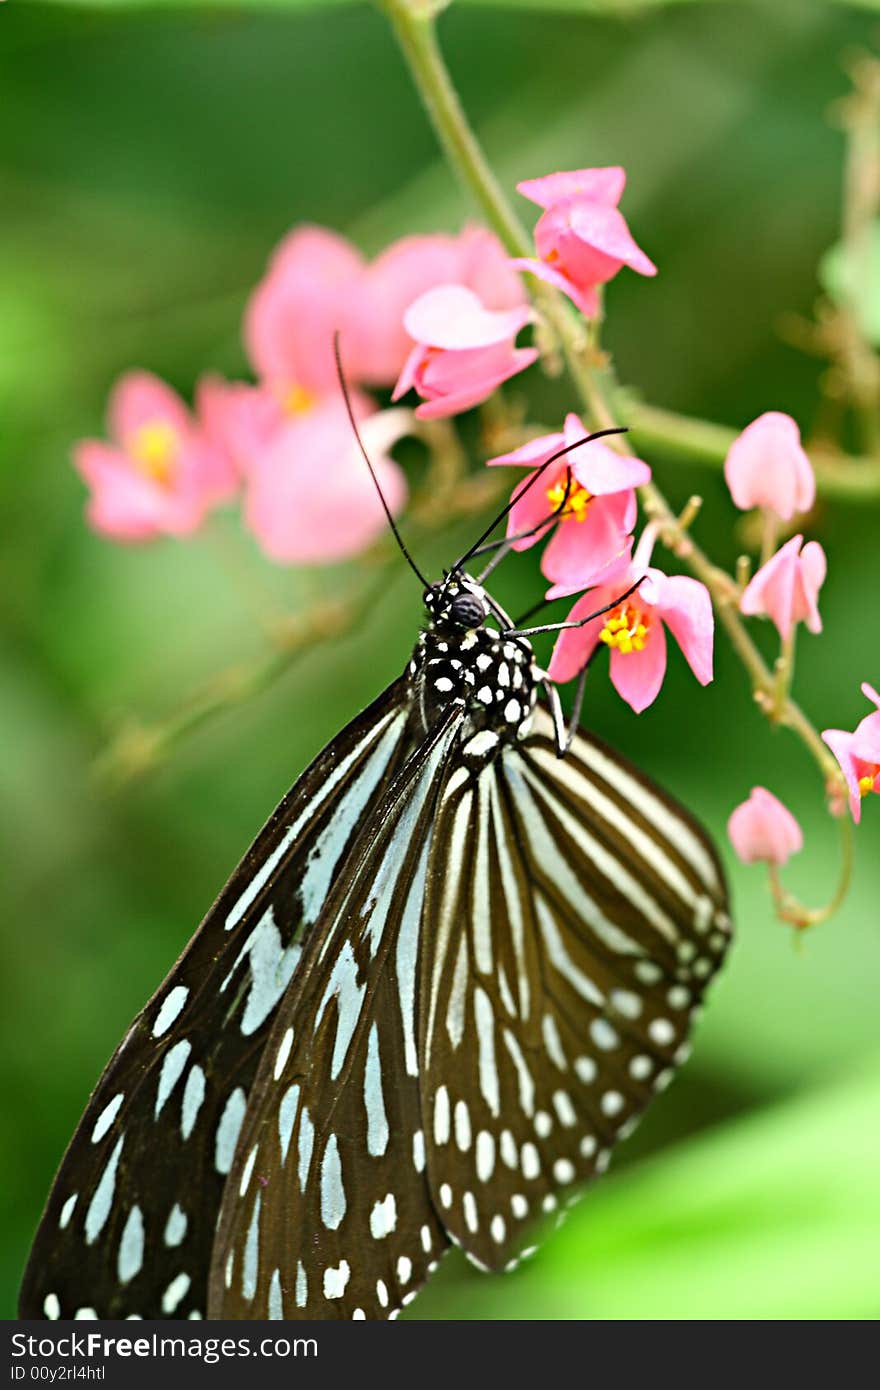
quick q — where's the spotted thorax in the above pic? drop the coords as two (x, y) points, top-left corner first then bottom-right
(413, 576), (538, 753)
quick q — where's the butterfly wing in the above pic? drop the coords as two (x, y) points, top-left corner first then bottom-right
(19, 677), (415, 1321)
(208, 709), (464, 1321)
(419, 703), (731, 1269)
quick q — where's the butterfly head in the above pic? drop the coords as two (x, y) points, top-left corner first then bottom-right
(423, 573), (489, 634)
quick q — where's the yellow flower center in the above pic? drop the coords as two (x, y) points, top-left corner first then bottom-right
(283, 382), (318, 416)
(546, 479), (592, 520)
(130, 421), (178, 485)
(858, 769), (878, 797)
(599, 603), (650, 655)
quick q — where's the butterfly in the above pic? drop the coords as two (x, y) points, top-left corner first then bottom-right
(19, 406), (731, 1323)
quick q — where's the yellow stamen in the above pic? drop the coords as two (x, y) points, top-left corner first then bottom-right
(858, 772), (877, 797)
(547, 479), (592, 520)
(599, 604), (650, 654)
(283, 383), (317, 416)
(130, 422), (178, 485)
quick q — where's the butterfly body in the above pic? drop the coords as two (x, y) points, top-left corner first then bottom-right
(413, 575), (538, 749)
(20, 567), (732, 1323)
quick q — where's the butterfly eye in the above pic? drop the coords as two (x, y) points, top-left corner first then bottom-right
(449, 593), (484, 629)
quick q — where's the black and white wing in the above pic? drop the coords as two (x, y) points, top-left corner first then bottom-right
(418, 703), (731, 1270)
(208, 701), (730, 1319)
(19, 678), (415, 1321)
(208, 709), (464, 1322)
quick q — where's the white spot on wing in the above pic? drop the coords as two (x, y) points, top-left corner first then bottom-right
(84, 1135), (124, 1245)
(323, 1260), (350, 1300)
(58, 1193), (78, 1229)
(152, 986), (189, 1038)
(117, 1205), (145, 1284)
(162, 1272), (191, 1315)
(278, 1084), (299, 1164)
(91, 1093), (124, 1144)
(180, 1064), (206, 1141)
(320, 1135), (346, 1231)
(164, 1203), (187, 1247)
(274, 1027), (294, 1080)
(369, 1193), (397, 1239)
(434, 1085), (450, 1145)
(474, 987), (500, 1116)
(215, 1086), (247, 1175)
(364, 1024), (388, 1158)
(268, 1268), (283, 1319)
(241, 1193), (261, 1301)
(155, 1040), (192, 1117)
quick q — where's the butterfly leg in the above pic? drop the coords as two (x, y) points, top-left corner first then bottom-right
(538, 654), (595, 758)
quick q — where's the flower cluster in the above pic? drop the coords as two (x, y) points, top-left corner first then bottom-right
(487, 420), (713, 713)
(721, 410), (875, 868)
(75, 224), (525, 562)
(72, 161), (875, 916)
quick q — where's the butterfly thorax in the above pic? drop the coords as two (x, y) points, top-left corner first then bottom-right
(410, 575), (537, 744)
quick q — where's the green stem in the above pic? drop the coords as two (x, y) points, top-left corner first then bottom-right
(380, 1), (531, 257)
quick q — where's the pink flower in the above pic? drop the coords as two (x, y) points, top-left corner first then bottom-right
(244, 225), (367, 398)
(512, 166), (657, 318)
(723, 412), (815, 521)
(196, 375), (284, 479)
(346, 226), (525, 388)
(392, 284), (537, 419)
(739, 535), (826, 641)
(822, 683), (880, 823)
(244, 398), (410, 565)
(727, 787), (803, 866)
(73, 371), (237, 542)
(548, 543), (714, 713)
(487, 413), (650, 589)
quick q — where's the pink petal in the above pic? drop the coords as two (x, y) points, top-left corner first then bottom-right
(486, 431), (566, 470)
(506, 466), (565, 551)
(346, 233), (465, 388)
(457, 226), (527, 310)
(566, 433), (652, 495)
(73, 441), (204, 541)
(740, 535), (802, 641)
(727, 787), (803, 865)
(244, 224), (365, 393)
(413, 347), (538, 419)
(609, 622), (668, 713)
(516, 168), (626, 211)
(861, 682), (880, 710)
(244, 403), (407, 564)
(196, 375), (283, 481)
(821, 729), (864, 823)
(402, 284), (531, 350)
(723, 412), (815, 521)
(655, 572), (714, 686)
(547, 588), (611, 683)
(346, 227), (525, 389)
(508, 258), (601, 318)
(567, 201), (658, 277)
(391, 343), (426, 403)
(108, 371), (191, 450)
(541, 498), (635, 591)
(740, 535), (824, 641)
(852, 710), (880, 765)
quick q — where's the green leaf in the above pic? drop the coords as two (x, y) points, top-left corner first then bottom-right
(410, 1063), (880, 1319)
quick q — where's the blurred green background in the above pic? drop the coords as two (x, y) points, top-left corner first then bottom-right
(2, 0), (879, 1321)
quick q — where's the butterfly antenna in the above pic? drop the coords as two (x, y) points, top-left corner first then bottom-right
(452, 426), (629, 576)
(334, 333), (430, 588)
